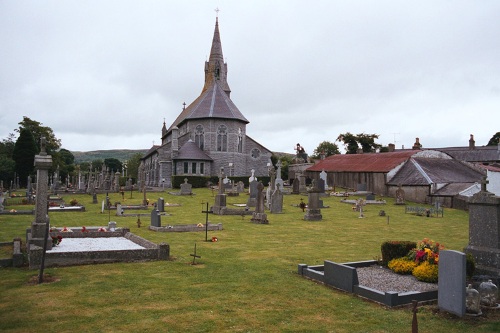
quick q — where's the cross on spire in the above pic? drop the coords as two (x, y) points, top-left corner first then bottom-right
(215, 7), (220, 18)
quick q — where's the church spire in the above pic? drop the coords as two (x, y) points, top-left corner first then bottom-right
(203, 16), (231, 97)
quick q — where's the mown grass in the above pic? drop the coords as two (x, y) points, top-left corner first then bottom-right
(1, 188), (499, 332)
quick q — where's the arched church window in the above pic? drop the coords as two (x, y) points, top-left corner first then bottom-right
(217, 125), (228, 151)
(195, 125), (204, 150)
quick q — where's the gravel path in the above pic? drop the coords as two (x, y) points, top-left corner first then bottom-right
(357, 265), (438, 293)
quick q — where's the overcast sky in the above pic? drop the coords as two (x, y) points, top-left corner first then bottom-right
(1, 1), (499, 155)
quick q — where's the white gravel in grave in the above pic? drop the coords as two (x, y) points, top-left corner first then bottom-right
(47, 237), (145, 253)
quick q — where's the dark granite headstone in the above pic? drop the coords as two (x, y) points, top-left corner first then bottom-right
(247, 180), (258, 207)
(150, 209), (161, 227)
(438, 250), (466, 317)
(157, 197), (165, 212)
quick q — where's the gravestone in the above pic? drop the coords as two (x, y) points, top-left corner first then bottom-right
(92, 192), (98, 204)
(292, 178), (300, 194)
(317, 178), (326, 196)
(150, 209), (161, 227)
(237, 181), (245, 193)
(465, 177), (500, 278)
(357, 183), (367, 191)
(275, 161), (284, 190)
(304, 180), (322, 221)
(0, 191), (4, 212)
(247, 180), (258, 208)
(29, 137), (53, 250)
(270, 183), (284, 214)
(157, 197), (165, 212)
(116, 204), (123, 216)
(319, 170), (328, 190)
(180, 178), (192, 195)
(114, 172), (120, 192)
(438, 250), (466, 317)
(213, 168), (227, 214)
(395, 184), (405, 205)
(251, 182), (268, 224)
(366, 193), (376, 201)
(142, 186), (148, 206)
(299, 174), (307, 194)
(249, 169), (257, 183)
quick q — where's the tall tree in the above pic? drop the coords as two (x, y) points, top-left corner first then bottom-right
(336, 132), (359, 154)
(0, 133), (16, 158)
(311, 141), (340, 159)
(487, 132), (500, 146)
(12, 128), (38, 187)
(337, 132), (381, 154)
(0, 155), (15, 186)
(357, 133), (381, 153)
(125, 153), (142, 180)
(16, 116), (61, 153)
(104, 158), (123, 173)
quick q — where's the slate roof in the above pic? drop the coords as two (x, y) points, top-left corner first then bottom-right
(306, 150), (419, 173)
(433, 145), (500, 163)
(387, 158), (484, 185)
(432, 183), (476, 196)
(168, 81), (248, 132)
(173, 140), (213, 161)
(143, 145), (160, 159)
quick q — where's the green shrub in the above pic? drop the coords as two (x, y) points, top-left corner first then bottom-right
(412, 261), (439, 283)
(388, 257), (417, 275)
(466, 253), (476, 278)
(69, 198), (78, 206)
(380, 241), (417, 266)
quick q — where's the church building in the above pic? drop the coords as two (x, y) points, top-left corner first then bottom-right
(139, 18), (272, 188)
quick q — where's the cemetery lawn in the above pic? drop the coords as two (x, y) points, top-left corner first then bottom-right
(1, 189), (499, 333)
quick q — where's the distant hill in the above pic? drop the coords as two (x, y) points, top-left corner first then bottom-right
(71, 149), (148, 163)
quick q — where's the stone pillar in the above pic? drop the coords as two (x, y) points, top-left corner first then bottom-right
(30, 138), (53, 249)
(114, 172), (120, 192)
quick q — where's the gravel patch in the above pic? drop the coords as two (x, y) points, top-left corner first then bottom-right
(47, 237), (145, 253)
(357, 265), (437, 293)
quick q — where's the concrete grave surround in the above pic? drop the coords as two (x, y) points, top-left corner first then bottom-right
(299, 260), (438, 307)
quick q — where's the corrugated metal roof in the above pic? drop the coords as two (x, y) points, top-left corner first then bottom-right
(168, 80), (248, 132)
(173, 140), (213, 161)
(307, 150), (419, 172)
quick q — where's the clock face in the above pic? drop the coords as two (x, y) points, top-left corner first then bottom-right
(251, 148), (261, 159)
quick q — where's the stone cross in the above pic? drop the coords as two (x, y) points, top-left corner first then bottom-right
(218, 168), (225, 194)
(480, 176), (489, 192)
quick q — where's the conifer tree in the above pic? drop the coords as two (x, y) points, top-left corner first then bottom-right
(12, 128), (38, 187)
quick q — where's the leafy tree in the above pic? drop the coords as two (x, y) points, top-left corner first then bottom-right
(126, 153), (143, 180)
(0, 155), (15, 186)
(104, 158), (122, 173)
(336, 132), (381, 154)
(487, 132), (500, 146)
(336, 132), (359, 154)
(311, 141), (340, 159)
(52, 148), (76, 183)
(16, 116), (61, 153)
(357, 133), (381, 153)
(12, 128), (38, 187)
(90, 159), (104, 171)
(0, 133), (16, 158)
